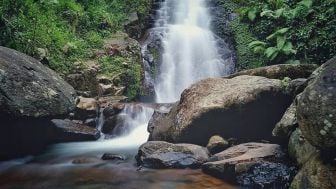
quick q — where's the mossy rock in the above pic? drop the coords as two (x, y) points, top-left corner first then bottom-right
(297, 57), (336, 156)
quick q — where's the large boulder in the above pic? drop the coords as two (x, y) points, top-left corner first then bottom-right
(202, 143), (295, 188)
(226, 64), (319, 80)
(0, 46), (76, 117)
(149, 75), (293, 145)
(136, 141), (209, 169)
(297, 57), (336, 156)
(0, 46), (76, 160)
(288, 128), (317, 167)
(290, 154), (336, 189)
(50, 119), (100, 142)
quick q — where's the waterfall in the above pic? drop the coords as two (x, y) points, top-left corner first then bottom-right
(48, 0), (234, 155)
(153, 0), (234, 103)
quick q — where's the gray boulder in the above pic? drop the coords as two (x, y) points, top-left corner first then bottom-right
(149, 75), (293, 145)
(0, 46), (76, 117)
(0, 46), (76, 160)
(202, 143), (295, 188)
(297, 57), (336, 156)
(50, 119), (100, 142)
(136, 141), (209, 169)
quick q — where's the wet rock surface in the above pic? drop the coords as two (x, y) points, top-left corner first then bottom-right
(237, 161), (296, 189)
(150, 75), (293, 145)
(136, 141), (210, 169)
(101, 116), (120, 134)
(103, 103), (126, 118)
(101, 153), (126, 161)
(50, 119), (100, 142)
(202, 143), (295, 188)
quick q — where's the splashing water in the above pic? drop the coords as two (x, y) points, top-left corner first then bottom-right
(50, 105), (154, 156)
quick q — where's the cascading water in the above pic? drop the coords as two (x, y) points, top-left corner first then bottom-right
(50, 104), (154, 155)
(51, 0), (235, 155)
(151, 0), (234, 103)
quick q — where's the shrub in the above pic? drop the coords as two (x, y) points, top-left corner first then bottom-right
(238, 0), (336, 65)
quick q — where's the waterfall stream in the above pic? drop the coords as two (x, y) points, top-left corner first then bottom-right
(152, 0), (234, 102)
(40, 0), (234, 156)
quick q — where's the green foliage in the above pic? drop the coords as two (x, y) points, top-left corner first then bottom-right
(220, 0), (266, 69)
(0, 0), (152, 99)
(249, 27), (298, 62)
(238, 0), (336, 65)
(0, 0), (151, 73)
(98, 55), (142, 100)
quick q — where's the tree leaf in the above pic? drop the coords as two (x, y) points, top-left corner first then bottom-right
(266, 33), (277, 40)
(277, 27), (289, 34)
(260, 10), (274, 17)
(253, 46), (266, 54)
(277, 36), (286, 49)
(274, 8), (284, 18)
(265, 47), (279, 60)
(248, 40), (267, 48)
(248, 8), (258, 21)
(282, 42), (297, 55)
(299, 0), (313, 8)
(237, 7), (249, 17)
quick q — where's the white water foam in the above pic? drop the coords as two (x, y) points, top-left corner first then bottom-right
(50, 105), (153, 155)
